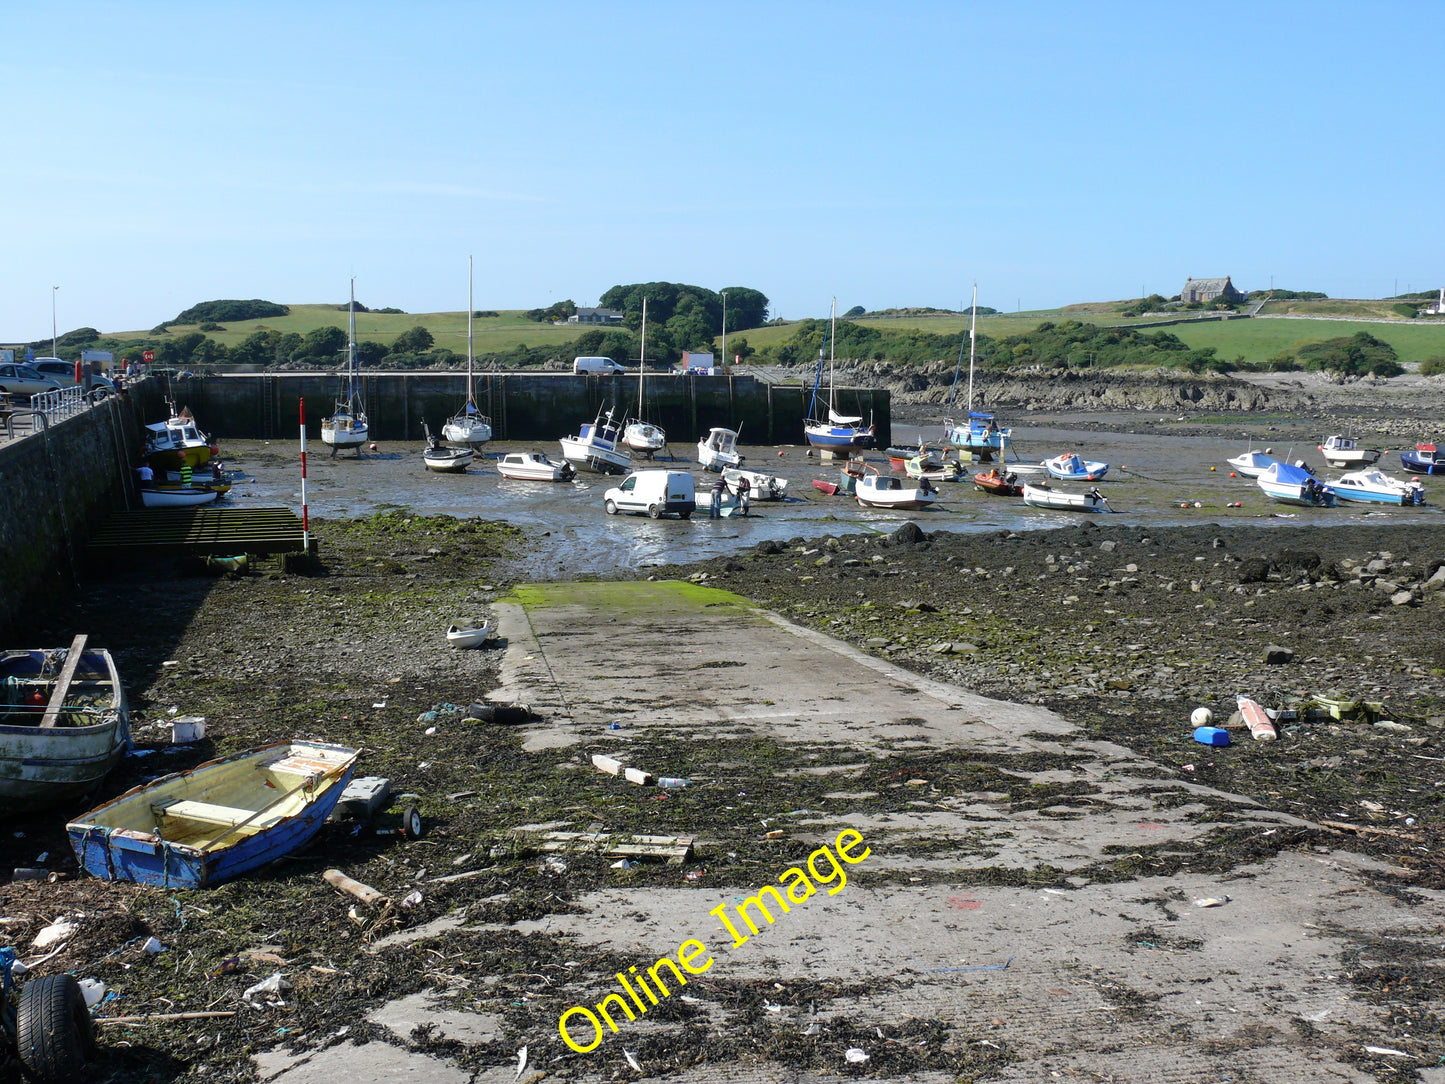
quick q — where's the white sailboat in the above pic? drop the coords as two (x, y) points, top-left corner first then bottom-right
(624, 297), (665, 456)
(942, 284), (1010, 460)
(320, 279), (369, 456)
(803, 298), (874, 451)
(442, 256), (493, 446)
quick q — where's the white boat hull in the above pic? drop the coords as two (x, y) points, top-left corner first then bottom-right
(560, 437), (631, 475)
(442, 418), (492, 445)
(447, 622), (489, 649)
(424, 448), (474, 473)
(140, 487), (220, 508)
(1330, 470), (1426, 505)
(1227, 451), (1277, 478)
(624, 422), (666, 455)
(498, 452), (575, 482)
(722, 467), (788, 500)
(1022, 482), (1110, 512)
(321, 418), (368, 447)
(855, 475), (936, 510)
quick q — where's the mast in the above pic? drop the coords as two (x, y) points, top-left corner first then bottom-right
(965, 283), (978, 413)
(466, 255), (474, 405)
(348, 278), (357, 409)
(828, 297), (837, 419)
(638, 296), (647, 419)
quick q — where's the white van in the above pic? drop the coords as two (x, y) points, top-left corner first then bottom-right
(573, 356), (626, 375)
(604, 469), (697, 519)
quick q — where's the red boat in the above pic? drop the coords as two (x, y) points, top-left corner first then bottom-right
(973, 468), (1023, 496)
(812, 479), (839, 496)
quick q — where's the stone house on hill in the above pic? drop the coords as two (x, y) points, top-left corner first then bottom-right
(567, 307), (624, 325)
(1180, 276), (1244, 304)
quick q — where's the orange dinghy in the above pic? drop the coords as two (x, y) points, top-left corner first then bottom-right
(1237, 696), (1277, 741)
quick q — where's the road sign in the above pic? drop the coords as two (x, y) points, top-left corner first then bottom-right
(143, 349), (155, 363)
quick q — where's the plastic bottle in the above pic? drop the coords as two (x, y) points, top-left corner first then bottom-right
(656, 777), (690, 788)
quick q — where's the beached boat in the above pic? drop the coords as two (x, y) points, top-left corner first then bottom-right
(905, 454), (963, 482)
(447, 621), (490, 649)
(1256, 461), (1336, 507)
(67, 740), (360, 888)
(498, 451), (575, 481)
(1044, 453), (1109, 481)
(139, 486), (220, 508)
(697, 426), (744, 472)
(423, 426), (474, 473)
(442, 258), (494, 446)
(321, 281), (369, 455)
(1330, 468), (1427, 505)
(0, 637), (130, 810)
(624, 298), (667, 457)
(144, 404), (215, 472)
(1022, 481), (1111, 512)
(855, 472), (937, 511)
(941, 286), (1010, 460)
(723, 466), (788, 500)
(973, 467), (1024, 496)
(812, 479), (839, 496)
(803, 300), (874, 451)
(560, 406), (631, 475)
(1226, 449), (1278, 478)
(1401, 442), (1445, 475)
(1318, 434), (1380, 469)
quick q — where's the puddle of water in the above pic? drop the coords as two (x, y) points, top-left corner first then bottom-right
(215, 429), (1440, 580)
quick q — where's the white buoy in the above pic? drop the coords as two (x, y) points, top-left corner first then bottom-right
(1191, 707), (1214, 726)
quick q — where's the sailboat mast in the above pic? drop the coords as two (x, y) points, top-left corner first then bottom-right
(348, 278), (357, 405)
(638, 296), (647, 414)
(467, 255), (474, 403)
(965, 283), (977, 413)
(828, 297), (837, 418)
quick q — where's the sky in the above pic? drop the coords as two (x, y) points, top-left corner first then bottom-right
(2, 1), (1441, 342)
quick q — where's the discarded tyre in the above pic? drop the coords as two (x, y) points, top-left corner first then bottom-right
(17, 973), (96, 1083)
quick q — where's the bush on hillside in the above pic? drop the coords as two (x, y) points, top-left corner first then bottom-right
(1420, 356), (1445, 377)
(1391, 303), (1419, 318)
(173, 300), (289, 324)
(1296, 332), (1403, 378)
(390, 326), (434, 354)
(526, 300), (575, 323)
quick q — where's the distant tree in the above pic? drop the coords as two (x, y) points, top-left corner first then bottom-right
(159, 332), (207, 365)
(719, 287), (769, 330)
(174, 299), (289, 324)
(357, 341), (390, 366)
(295, 325), (347, 360)
(843, 305), (866, 318)
(1297, 331), (1402, 377)
(391, 326), (434, 354)
(525, 300), (575, 323)
(1420, 356), (1445, 377)
(1392, 303), (1419, 319)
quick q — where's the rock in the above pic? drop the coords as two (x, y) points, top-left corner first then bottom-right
(863, 637), (890, 649)
(1237, 558), (1271, 584)
(1424, 566), (1445, 591)
(1390, 590), (1414, 606)
(1365, 558), (1391, 574)
(1373, 720), (1412, 733)
(890, 522), (925, 546)
(1098, 540), (1117, 553)
(755, 540), (782, 555)
(1262, 645), (1295, 664)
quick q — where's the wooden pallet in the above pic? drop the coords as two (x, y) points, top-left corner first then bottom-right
(509, 829), (694, 865)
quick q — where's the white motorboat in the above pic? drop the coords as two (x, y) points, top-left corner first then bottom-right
(1256, 461), (1336, 507)
(722, 466), (788, 500)
(423, 427), (474, 473)
(1330, 468), (1426, 505)
(697, 427), (744, 472)
(855, 472), (938, 511)
(1318, 434), (1380, 469)
(443, 258), (494, 446)
(560, 406), (631, 475)
(1022, 481), (1111, 513)
(905, 454), (963, 482)
(623, 297), (667, 457)
(498, 451), (576, 482)
(321, 280), (369, 455)
(1226, 449), (1278, 478)
(1044, 453), (1109, 481)
(446, 622), (489, 649)
(139, 486), (220, 508)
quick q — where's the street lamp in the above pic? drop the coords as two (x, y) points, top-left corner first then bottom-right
(720, 291), (727, 366)
(52, 285), (59, 357)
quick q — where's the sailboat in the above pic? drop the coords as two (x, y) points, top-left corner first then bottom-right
(320, 279), (369, 456)
(803, 299), (875, 451)
(942, 285), (1010, 460)
(442, 256), (493, 446)
(623, 297), (665, 457)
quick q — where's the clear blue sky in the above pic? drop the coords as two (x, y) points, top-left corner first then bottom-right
(2, 1), (1440, 342)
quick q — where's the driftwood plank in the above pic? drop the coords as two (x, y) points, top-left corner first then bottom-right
(40, 634), (88, 729)
(509, 828), (694, 863)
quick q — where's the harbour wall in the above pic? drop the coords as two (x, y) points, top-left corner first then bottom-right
(158, 371), (892, 448)
(0, 391), (153, 641)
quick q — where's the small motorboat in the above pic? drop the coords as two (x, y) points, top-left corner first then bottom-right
(812, 479), (839, 496)
(943, 411), (1010, 460)
(973, 467), (1023, 496)
(0, 636), (130, 810)
(885, 444), (934, 471)
(67, 740), (360, 888)
(144, 404), (216, 472)
(697, 427), (744, 472)
(905, 454), (962, 482)
(139, 486), (220, 508)
(1022, 481), (1111, 513)
(1400, 442), (1445, 475)
(447, 621), (490, 649)
(1318, 434), (1381, 469)
(624, 420), (667, 457)
(1256, 461), (1336, 507)
(1044, 453), (1109, 481)
(498, 451), (576, 481)
(855, 472), (937, 511)
(423, 427), (475, 473)
(560, 406), (632, 475)
(1330, 469), (1427, 506)
(723, 466), (788, 500)
(1226, 449), (1279, 478)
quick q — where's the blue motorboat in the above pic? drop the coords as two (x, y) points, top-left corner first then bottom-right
(1257, 461), (1336, 507)
(1401, 442), (1444, 475)
(1331, 469), (1427, 505)
(944, 411), (1011, 457)
(67, 740), (359, 888)
(1044, 453), (1109, 481)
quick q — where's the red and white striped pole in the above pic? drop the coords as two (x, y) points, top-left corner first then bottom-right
(299, 396), (310, 552)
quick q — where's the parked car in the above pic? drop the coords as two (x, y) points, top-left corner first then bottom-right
(30, 359), (116, 396)
(0, 363), (64, 399)
(573, 356), (626, 375)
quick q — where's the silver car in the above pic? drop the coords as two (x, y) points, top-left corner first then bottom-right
(0, 363), (64, 398)
(30, 359), (116, 396)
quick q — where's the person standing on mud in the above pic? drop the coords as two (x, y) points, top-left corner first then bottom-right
(710, 477), (726, 518)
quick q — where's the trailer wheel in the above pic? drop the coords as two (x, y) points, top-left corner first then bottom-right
(16, 974), (96, 1084)
(402, 805), (424, 840)
(648, 504), (662, 519)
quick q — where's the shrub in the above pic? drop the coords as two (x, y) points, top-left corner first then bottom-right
(1420, 356), (1445, 377)
(1391, 303), (1419, 319)
(174, 300), (289, 323)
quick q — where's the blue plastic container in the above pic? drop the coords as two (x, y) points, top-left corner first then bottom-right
(1193, 726), (1231, 746)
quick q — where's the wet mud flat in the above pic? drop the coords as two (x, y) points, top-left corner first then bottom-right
(1, 512), (1442, 1082)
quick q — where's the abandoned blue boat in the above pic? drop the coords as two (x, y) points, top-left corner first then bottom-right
(67, 740), (360, 888)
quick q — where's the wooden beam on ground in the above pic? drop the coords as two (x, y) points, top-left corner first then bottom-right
(509, 829), (694, 865)
(40, 634), (87, 729)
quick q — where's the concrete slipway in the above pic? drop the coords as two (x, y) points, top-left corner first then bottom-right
(259, 582), (1441, 1084)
